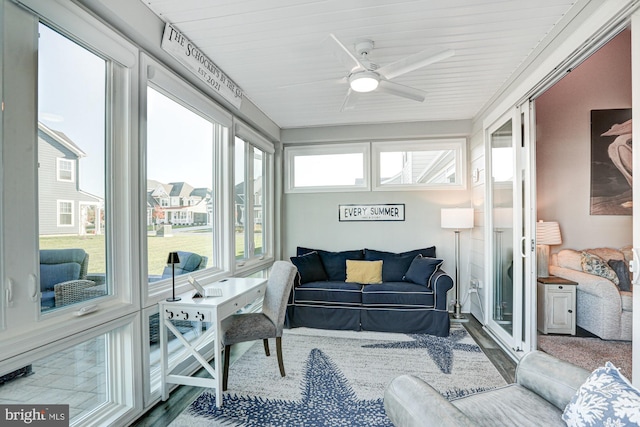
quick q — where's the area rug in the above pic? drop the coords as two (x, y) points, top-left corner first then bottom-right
(170, 325), (507, 426)
(538, 334), (632, 378)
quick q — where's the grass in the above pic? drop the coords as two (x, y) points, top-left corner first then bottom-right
(40, 229), (262, 276)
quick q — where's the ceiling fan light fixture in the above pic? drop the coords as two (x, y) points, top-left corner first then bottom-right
(349, 71), (379, 92)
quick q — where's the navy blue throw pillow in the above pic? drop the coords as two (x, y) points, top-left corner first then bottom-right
(607, 259), (632, 292)
(290, 251), (328, 286)
(403, 255), (443, 287)
(297, 247), (364, 281)
(364, 247), (437, 281)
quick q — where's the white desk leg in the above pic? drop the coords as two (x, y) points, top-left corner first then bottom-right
(160, 306), (169, 401)
(214, 314), (223, 407)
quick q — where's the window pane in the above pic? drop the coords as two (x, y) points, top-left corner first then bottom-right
(38, 24), (108, 312)
(379, 149), (457, 185)
(0, 335), (108, 422)
(234, 138), (246, 260)
(294, 153), (364, 187)
(146, 87), (214, 281)
(253, 148), (264, 256)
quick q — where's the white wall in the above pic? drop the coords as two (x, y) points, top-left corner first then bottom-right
(536, 29), (632, 251)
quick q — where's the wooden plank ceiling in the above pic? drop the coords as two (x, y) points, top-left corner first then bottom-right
(141, 0), (581, 129)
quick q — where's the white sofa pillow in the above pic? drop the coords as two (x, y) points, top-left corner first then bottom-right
(556, 249), (582, 271)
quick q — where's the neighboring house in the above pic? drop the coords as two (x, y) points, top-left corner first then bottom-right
(38, 122), (103, 236)
(234, 176), (263, 227)
(382, 151), (456, 185)
(147, 180), (212, 226)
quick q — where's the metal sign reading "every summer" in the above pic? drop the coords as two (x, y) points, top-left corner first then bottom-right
(338, 204), (405, 222)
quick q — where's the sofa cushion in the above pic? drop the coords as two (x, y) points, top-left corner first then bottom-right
(581, 252), (619, 285)
(585, 247), (625, 262)
(40, 262), (82, 292)
(403, 255), (443, 288)
(556, 249), (583, 271)
(290, 251), (327, 286)
(362, 282), (434, 308)
(621, 291), (633, 311)
(293, 281), (362, 306)
(563, 362), (640, 426)
(297, 247), (364, 281)
(607, 259), (631, 292)
(364, 247), (437, 281)
(346, 260), (382, 284)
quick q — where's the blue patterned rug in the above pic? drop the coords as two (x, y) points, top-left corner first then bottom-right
(170, 325), (506, 426)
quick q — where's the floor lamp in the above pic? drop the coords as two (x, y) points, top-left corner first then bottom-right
(536, 221), (562, 278)
(441, 208), (474, 322)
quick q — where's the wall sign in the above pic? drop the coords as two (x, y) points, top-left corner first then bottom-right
(161, 23), (243, 109)
(339, 204), (405, 222)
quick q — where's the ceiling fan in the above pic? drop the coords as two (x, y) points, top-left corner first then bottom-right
(324, 34), (455, 111)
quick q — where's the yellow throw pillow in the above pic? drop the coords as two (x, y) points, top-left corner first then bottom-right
(346, 260), (383, 284)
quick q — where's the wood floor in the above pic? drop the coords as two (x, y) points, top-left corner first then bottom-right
(131, 317), (516, 426)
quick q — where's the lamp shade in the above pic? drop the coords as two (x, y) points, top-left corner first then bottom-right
(536, 221), (562, 245)
(441, 208), (474, 229)
(167, 251), (181, 264)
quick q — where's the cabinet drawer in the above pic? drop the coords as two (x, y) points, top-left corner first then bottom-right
(545, 284), (574, 292)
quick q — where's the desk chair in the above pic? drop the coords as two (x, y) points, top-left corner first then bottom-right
(221, 261), (297, 391)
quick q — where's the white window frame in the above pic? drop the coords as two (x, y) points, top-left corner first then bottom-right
(234, 121), (275, 270)
(56, 157), (74, 182)
(284, 143), (371, 193)
(57, 199), (74, 227)
(372, 139), (467, 191)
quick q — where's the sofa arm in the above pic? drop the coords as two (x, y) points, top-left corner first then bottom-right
(54, 279), (96, 307)
(430, 269), (453, 310)
(516, 351), (590, 410)
(384, 375), (475, 427)
(549, 266), (622, 301)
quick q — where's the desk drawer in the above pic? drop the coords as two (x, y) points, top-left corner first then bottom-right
(218, 295), (247, 319)
(246, 284), (266, 303)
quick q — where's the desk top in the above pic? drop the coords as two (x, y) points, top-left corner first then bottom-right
(159, 277), (267, 308)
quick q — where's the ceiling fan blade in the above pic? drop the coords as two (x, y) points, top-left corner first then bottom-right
(377, 80), (426, 102)
(377, 49), (455, 80)
(324, 33), (367, 73)
(340, 89), (360, 111)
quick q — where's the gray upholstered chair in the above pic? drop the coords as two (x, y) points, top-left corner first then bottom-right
(221, 261), (297, 391)
(384, 351), (591, 427)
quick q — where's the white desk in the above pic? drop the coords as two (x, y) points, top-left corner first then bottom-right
(158, 277), (267, 407)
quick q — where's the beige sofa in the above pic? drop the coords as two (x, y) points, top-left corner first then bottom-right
(549, 247), (632, 341)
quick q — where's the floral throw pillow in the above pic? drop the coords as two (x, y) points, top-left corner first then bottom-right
(562, 362), (640, 426)
(580, 252), (619, 285)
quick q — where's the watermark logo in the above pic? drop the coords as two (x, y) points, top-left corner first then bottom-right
(1, 405), (68, 426)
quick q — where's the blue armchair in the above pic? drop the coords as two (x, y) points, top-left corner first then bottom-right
(40, 248), (94, 310)
(149, 251), (208, 282)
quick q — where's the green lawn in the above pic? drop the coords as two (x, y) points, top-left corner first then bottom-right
(40, 230), (262, 276)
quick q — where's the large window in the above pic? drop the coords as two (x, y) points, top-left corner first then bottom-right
(146, 86), (219, 282)
(38, 23), (108, 312)
(234, 124), (273, 266)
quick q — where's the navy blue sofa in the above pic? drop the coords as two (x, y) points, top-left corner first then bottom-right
(286, 247), (453, 337)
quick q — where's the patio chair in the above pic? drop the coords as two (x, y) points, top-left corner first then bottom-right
(39, 248), (95, 309)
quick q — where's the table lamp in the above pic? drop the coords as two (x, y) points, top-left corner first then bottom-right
(441, 208), (474, 321)
(166, 251), (181, 302)
(536, 221), (562, 278)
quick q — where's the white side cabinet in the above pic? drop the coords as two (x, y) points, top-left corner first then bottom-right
(537, 277), (578, 335)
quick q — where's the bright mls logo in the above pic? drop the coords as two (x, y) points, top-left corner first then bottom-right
(1, 405), (68, 426)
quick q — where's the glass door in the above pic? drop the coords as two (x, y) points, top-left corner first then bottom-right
(486, 103), (535, 354)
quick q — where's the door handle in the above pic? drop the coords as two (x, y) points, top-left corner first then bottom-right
(520, 237), (527, 258)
